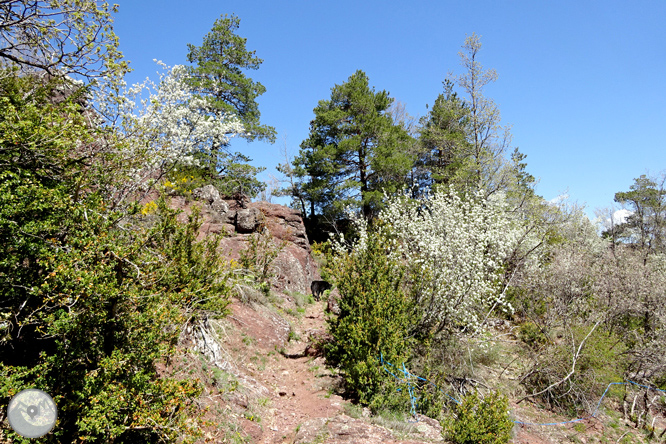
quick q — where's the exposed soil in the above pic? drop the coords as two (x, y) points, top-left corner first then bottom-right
(185, 293), (448, 444)
(230, 299), (344, 443)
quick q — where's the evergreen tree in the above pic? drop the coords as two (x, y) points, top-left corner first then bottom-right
(182, 13), (275, 197)
(612, 174), (666, 255)
(292, 70), (413, 222)
(185, 13), (275, 143)
(416, 79), (472, 193)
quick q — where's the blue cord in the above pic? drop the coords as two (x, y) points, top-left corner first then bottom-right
(378, 354), (666, 426)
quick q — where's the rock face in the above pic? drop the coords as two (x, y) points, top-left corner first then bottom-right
(235, 207), (262, 233)
(239, 201), (318, 294)
(157, 186), (319, 295)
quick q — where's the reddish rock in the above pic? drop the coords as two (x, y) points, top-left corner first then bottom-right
(139, 187), (321, 296)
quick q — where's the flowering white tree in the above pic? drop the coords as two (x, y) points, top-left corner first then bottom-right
(335, 188), (521, 333)
(91, 61), (246, 207)
(128, 61), (245, 173)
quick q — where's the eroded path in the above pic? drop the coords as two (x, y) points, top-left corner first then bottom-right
(221, 297), (344, 443)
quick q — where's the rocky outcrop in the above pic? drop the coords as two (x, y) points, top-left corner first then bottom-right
(156, 186), (319, 295)
(235, 207), (262, 233)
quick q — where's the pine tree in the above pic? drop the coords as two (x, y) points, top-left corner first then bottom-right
(292, 70), (413, 222)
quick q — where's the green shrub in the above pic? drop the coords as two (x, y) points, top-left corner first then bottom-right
(518, 321), (549, 349)
(325, 231), (418, 412)
(443, 391), (513, 444)
(0, 73), (232, 442)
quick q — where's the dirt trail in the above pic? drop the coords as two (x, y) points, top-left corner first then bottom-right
(226, 298), (345, 443)
(219, 296), (615, 444)
(259, 302), (343, 443)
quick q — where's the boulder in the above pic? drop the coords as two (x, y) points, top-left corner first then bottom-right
(192, 184), (220, 203)
(191, 185), (234, 223)
(210, 198), (229, 215)
(236, 208), (262, 233)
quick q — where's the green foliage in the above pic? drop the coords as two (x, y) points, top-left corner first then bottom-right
(0, 72), (231, 442)
(443, 391), (513, 444)
(177, 13), (275, 199)
(611, 173), (666, 253)
(325, 230), (418, 411)
(286, 290), (313, 308)
(415, 79), (473, 193)
(185, 13), (276, 143)
(406, 345), (448, 419)
(518, 322), (549, 349)
(292, 70), (414, 221)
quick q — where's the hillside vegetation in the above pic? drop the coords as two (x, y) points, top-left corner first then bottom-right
(1, 2), (665, 443)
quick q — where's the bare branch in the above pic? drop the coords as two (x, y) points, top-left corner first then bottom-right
(518, 319), (603, 404)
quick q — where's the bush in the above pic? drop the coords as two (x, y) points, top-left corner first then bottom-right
(518, 321), (549, 349)
(351, 188), (521, 333)
(325, 231), (418, 412)
(0, 73), (232, 442)
(444, 391), (513, 444)
(521, 325), (627, 415)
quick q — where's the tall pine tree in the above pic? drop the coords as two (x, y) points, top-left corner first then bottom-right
(416, 79), (472, 193)
(292, 70), (413, 223)
(179, 13), (275, 197)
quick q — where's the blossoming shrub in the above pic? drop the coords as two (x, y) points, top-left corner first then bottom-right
(325, 231), (418, 411)
(93, 61), (251, 206)
(444, 390), (513, 444)
(353, 188), (521, 333)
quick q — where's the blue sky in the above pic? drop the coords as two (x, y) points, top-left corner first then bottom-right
(112, 1), (666, 219)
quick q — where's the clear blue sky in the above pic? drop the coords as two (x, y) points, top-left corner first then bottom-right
(112, 0), (666, 219)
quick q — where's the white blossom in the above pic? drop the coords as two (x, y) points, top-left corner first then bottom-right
(91, 61), (246, 193)
(335, 187), (522, 330)
(131, 61), (245, 172)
